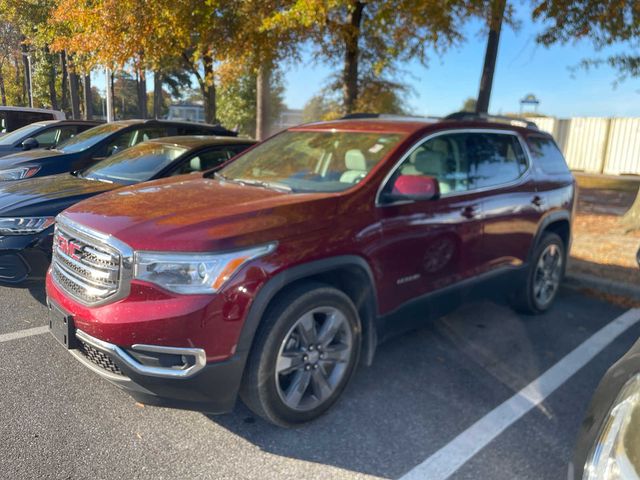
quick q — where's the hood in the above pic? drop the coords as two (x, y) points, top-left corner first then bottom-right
(62, 176), (339, 252)
(0, 173), (117, 217)
(0, 148), (65, 169)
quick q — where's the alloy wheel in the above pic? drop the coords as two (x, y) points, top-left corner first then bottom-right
(533, 243), (563, 308)
(275, 306), (353, 412)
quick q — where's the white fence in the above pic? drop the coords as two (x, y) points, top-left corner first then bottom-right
(525, 117), (640, 175)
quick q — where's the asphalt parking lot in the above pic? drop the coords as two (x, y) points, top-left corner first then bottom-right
(1, 284), (639, 480)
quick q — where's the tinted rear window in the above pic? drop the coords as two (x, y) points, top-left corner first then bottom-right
(527, 136), (570, 174)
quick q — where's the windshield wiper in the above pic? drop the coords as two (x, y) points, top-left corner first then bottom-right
(213, 172), (292, 192)
(235, 178), (292, 192)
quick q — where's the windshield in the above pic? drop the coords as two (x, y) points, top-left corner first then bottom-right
(0, 123), (44, 146)
(81, 142), (188, 185)
(219, 130), (404, 193)
(56, 122), (125, 153)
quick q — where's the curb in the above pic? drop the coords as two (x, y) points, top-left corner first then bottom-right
(565, 272), (640, 302)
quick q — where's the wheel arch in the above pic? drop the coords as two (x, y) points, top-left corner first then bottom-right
(236, 255), (379, 367)
(528, 211), (572, 263)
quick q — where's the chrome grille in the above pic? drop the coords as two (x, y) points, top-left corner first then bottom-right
(51, 222), (122, 305)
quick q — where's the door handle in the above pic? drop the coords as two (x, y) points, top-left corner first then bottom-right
(532, 195), (544, 207)
(461, 206), (477, 219)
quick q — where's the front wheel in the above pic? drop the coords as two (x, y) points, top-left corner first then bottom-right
(240, 283), (361, 427)
(513, 232), (566, 314)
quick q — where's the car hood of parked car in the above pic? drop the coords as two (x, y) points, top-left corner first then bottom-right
(0, 173), (117, 218)
(61, 175), (340, 252)
(0, 148), (66, 170)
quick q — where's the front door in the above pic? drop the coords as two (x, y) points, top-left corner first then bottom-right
(372, 132), (485, 313)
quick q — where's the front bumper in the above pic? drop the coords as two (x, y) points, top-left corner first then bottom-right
(0, 229), (53, 284)
(56, 318), (247, 414)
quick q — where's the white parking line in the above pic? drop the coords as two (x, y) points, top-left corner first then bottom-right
(400, 308), (640, 480)
(0, 326), (49, 343)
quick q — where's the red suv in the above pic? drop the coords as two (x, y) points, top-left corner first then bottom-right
(46, 113), (575, 426)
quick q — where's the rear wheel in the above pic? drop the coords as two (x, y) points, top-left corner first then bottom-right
(240, 283), (361, 427)
(513, 232), (566, 314)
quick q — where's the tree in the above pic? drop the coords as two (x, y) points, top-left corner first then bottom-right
(50, 0), (241, 123)
(217, 67), (285, 137)
(303, 79), (410, 121)
(266, 0), (474, 115)
(533, 0), (639, 81)
(533, 0), (640, 231)
(475, 0), (507, 113)
(461, 97), (477, 112)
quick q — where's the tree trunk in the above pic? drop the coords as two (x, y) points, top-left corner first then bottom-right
(136, 69), (148, 119)
(83, 74), (93, 120)
(256, 61), (272, 139)
(48, 64), (58, 110)
(475, 0), (506, 114)
(622, 189), (640, 232)
(153, 71), (162, 119)
(12, 55), (23, 105)
(20, 43), (32, 107)
(0, 67), (6, 105)
(202, 55), (216, 123)
(60, 52), (69, 112)
(342, 1), (364, 115)
(68, 58), (81, 119)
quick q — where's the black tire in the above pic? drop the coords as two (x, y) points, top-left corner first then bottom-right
(240, 282), (361, 427)
(512, 232), (566, 315)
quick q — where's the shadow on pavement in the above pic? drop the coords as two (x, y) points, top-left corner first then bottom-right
(207, 291), (621, 478)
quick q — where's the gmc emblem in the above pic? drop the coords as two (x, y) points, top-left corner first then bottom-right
(56, 236), (83, 261)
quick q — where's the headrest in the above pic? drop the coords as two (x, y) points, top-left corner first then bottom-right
(415, 150), (446, 174)
(345, 149), (366, 171)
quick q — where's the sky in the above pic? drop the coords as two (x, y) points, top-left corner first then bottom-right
(91, 5), (640, 119)
(278, 9), (640, 118)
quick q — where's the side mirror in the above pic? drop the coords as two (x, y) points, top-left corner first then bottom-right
(381, 175), (440, 204)
(22, 137), (40, 151)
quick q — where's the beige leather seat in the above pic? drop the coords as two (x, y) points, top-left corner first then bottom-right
(414, 149), (452, 194)
(340, 149), (367, 184)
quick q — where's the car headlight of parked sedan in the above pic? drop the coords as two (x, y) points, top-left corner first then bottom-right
(0, 166), (40, 181)
(133, 243), (275, 294)
(583, 374), (640, 480)
(0, 217), (55, 235)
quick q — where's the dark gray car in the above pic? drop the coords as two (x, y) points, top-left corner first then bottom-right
(0, 120), (103, 157)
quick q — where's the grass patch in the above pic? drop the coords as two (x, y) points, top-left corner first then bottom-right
(574, 173), (640, 192)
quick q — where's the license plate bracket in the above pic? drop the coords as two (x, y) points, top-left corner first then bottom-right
(49, 303), (77, 349)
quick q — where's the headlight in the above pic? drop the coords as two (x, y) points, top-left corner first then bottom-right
(584, 374), (640, 479)
(0, 166), (40, 181)
(0, 217), (55, 235)
(133, 243), (276, 294)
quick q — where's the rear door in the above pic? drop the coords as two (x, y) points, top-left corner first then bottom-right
(472, 130), (543, 270)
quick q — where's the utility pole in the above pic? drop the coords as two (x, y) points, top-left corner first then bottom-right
(105, 68), (114, 122)
(475, 0), (506, 114)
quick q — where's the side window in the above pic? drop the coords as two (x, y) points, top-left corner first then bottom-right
(173, 148), (232, 175)
(33, 128), (60, 147)
(527, 136), (569, 174)
(393, 134), (467, 195)
(466, 133), (527, 190)
(57, 126), (79, 144)
(131, 127), (168, 145)
(101, 131), (136, 157)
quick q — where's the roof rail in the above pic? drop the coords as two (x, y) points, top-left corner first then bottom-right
(444, 111), (539, 130)
(340, 113), (439, 122)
